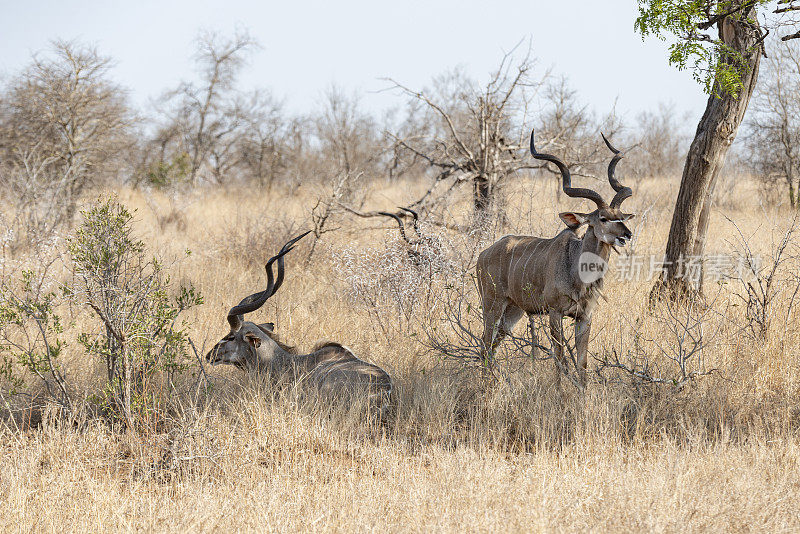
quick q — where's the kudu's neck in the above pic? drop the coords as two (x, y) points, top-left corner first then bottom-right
(581, 226), (612, 262)
(569, 225), (613, 287)
(252, 341), (298, 376)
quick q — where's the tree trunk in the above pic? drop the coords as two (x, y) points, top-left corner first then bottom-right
(123, 342), (133, 430)
(651, 10), (762, 302)
(473, 174), (491, 212)
(693, 177), (717, 294)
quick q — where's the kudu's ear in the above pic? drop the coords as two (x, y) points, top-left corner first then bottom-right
(244, 332), (262, 348)
(559, 212), (588, 229)
(622, 213), (635, 221)
(254, 322), (274, 336)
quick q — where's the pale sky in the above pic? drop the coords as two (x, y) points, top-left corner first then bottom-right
(0, 0), (709, 123)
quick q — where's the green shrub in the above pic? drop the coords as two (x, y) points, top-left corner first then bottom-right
(67, 198), (202, 430)
(0, 197), (203, 431)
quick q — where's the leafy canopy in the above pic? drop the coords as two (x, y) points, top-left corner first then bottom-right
(635, 0), (770, 96)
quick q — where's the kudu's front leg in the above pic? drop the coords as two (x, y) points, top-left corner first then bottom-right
(575, 316), (592, 387)
(548, 310), (566, 385)
(527, 313), (540, 360)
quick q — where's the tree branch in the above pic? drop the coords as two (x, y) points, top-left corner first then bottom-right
(698, 0), (757, 30)
(781, 29), (800, 41)
(385, 79), (476, 162)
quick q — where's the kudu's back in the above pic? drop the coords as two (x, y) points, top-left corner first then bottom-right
(296, 342), (393, 407)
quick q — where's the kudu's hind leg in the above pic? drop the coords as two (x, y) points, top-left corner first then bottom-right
(481, 300), (508, 366)
(500, 305), (524, 338)
(487, 304), (525, 354)
(549, 311), (567, 385)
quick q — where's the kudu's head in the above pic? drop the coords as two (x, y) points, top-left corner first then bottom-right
(206, 231), (309, 372)
(530, 130), (635, 247)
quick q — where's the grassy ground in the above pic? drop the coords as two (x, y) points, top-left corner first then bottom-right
(2, 173), (800, 532)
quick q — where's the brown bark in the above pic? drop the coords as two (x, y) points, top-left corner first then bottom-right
(651, 8), (762, 302)
(693, 177), (718, 294)
(122, 342), (133, 431)
(473, 174), (492, 212)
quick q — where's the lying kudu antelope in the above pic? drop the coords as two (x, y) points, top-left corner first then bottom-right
(476, 130), (635, 386)
(206, 232), (393, 412)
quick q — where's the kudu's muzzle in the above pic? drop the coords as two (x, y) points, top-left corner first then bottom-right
(615, 225), (633, 247)
(205, 338), (229, 365)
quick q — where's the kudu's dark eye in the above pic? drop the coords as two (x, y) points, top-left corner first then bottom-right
(600, 217), (608, 223)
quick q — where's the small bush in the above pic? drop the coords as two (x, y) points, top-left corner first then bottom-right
(0, 269), (72, 417)
(0, 197), (203, 432)
(67, 198), (203, 430)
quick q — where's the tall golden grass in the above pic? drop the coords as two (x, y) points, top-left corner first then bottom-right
(2, 174), (800, 532)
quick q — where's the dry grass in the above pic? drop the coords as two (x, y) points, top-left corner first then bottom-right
(2, 174), (800, 532)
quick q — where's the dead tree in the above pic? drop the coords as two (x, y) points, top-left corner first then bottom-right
(388, 49), (615, 218)
(158, 29), (258, 185)
(313, 85), (386, 178)
(387, 48), (540, 215)
(0, 40), (134, 228)
(237, 90), (289, 190)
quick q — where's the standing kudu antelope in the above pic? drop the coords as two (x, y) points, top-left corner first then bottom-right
(206, 232), (393, 411)
(476, 130), (634, 386)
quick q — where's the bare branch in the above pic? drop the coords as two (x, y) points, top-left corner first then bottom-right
(386, 78), (476, 162)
